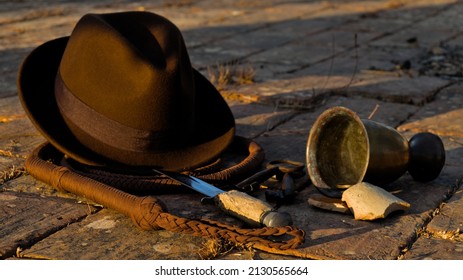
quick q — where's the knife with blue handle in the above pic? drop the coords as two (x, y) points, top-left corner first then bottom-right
(155, 169), (292, 227)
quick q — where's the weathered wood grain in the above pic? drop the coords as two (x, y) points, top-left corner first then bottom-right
(0, 191), (97, 259)
(20, 209), (218, 260)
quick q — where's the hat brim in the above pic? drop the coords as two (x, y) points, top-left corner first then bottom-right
(18, 37), (235, 171)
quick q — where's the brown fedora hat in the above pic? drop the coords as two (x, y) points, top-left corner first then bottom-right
(17, 11), (235, 171)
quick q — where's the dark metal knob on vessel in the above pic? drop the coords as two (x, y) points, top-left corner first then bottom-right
(408, 132), (445, 182)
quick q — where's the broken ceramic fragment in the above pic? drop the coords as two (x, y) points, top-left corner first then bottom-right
(341, 182), (410, 220)
(307, 193), (351, 214)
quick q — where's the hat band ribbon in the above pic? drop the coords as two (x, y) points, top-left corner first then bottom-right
(54, 74), (182, 152)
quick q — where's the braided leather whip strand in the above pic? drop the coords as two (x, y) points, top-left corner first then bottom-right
(25, 141), (305, 251)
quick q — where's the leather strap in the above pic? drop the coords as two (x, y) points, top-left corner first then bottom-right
(60, 136), (266, 193)
(25, 137), (305, 251)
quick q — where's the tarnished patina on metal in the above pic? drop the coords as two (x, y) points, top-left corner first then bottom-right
(362, 119), (409, 185)
(306, 107), (368, 197)
(306, 106), (409, 198)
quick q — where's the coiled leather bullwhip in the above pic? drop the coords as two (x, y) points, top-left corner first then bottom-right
(60, 136), (267, 194)
(25, 136), (305, 251)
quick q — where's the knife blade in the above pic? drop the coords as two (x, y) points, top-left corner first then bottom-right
(155, 169), (292, 227)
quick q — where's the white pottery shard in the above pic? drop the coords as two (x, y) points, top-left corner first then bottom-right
(341, 182), (411, 220)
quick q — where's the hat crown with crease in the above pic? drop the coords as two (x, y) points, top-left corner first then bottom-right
(59, 12), (195, 133)
(18, 11), (235, 171)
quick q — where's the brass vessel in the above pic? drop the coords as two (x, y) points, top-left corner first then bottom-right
(306, 106), (411, 198)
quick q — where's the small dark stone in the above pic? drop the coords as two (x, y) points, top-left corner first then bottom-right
(400, 60), (411, 70)
(406, 37), (418, 44)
